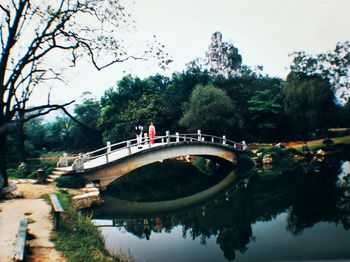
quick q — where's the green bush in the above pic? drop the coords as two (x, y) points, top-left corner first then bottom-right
(257, 146), (298, 160)
(55, 176), (86, 189)
(193, 157), (216, 176)
(7, 168), (25, 178)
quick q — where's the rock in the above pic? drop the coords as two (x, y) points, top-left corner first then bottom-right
(3, 182), (23, 199)
(251, 157), (260, 165)
(262, 154), (273, 164)
(18, 162), (28, 173)
(274, 143), (285, 148)
(71, 191), (102, 209)
(79, 187), (99, 194)
(292, 154), (306, 161)
(317, 149), (326, 156)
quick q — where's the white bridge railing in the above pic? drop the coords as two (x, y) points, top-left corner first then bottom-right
(57, 130), (246, 172)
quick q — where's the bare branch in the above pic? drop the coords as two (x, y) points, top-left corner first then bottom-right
(79, 39), (147, 70)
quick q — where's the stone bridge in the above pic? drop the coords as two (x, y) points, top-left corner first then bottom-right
(55, 132), (246, 189)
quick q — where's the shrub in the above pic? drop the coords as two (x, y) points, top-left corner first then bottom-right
(256, 146), (295, 160)
(55, 176), (86, 189)
(193, 157), (216, 176)
(7, 168), (25, 178)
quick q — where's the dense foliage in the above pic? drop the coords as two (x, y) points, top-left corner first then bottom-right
(5, 33), (350, 167)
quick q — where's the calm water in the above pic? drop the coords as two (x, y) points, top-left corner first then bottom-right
(91, 152), (350, 262)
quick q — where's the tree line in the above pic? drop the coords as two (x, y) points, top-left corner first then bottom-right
(8, 55), (350, 163)
(1, 2), (350, 189)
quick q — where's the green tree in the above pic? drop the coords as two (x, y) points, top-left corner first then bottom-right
(99, 75), (168, 142)
(282, 73), (336, 138)
(0, 0), (168, 186)
(162, 63), (210, 132)
(212, 70), (283, 140)
(335, 101), (350, 127)
(25, 118), (48, 153)
(248, 89), (282, 140)
(290, 41), (350, 103)
(70, 98), (103, 151)
(180, 85), (236, 137)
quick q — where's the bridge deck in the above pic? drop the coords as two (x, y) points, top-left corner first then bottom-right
(56, 133), (244, 176)
(59, 142), (167, 173)
(85, 142), (167, 169)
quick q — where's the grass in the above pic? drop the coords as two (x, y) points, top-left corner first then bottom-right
(290, 135), (350, 150)
(51, 192), (134, 262)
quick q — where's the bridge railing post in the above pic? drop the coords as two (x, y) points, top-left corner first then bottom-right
(176, 132), (179, 143)
(242, 140), (247, 150)
(197, 130), (201, 142)
(72, 153), (84, 172)
(222, 135), (226, 145)
(57, 152), (68, 167)
(127, 141), (131, 155)
(166, 131), (170, 144)
(106, 141), (111, 163)
(144, 133), (148, 145)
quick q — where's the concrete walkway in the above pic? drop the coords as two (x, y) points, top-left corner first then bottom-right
(0, 182), (65, 261)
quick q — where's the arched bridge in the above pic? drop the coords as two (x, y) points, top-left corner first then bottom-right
(55, 132), (246, 189)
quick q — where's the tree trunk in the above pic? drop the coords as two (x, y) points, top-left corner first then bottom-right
(0, 131), (9, 187)
(18, 111), (26, 162)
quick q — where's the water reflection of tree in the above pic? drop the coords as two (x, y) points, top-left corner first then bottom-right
(286, 163), (346, 235)
(103, 155), (350, 261)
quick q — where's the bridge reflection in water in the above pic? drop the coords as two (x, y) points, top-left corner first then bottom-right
(90, 154), (350, 262)
(92, 171), (245, 218)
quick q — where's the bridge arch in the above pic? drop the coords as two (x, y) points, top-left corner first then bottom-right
(56, 132), (245, 189)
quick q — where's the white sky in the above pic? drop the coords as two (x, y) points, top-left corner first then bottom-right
(42, 0), (350, 111)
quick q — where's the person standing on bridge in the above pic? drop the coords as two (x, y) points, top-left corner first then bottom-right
(148, 122), (156, 145)
(135, 123), (143, 149)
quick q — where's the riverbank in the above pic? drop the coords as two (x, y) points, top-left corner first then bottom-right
(0, 181), (65, 261)
(0, 179), (133, 262)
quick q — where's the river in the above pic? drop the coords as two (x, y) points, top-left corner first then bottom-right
(90, 151), (350, 261)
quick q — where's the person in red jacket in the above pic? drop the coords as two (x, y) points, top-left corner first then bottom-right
(148, 122), (156, 144)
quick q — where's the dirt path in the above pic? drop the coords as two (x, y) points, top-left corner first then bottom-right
(0, 181), (66, 262)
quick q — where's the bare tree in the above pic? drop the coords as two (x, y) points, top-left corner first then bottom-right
(0, 0), (170, 187)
